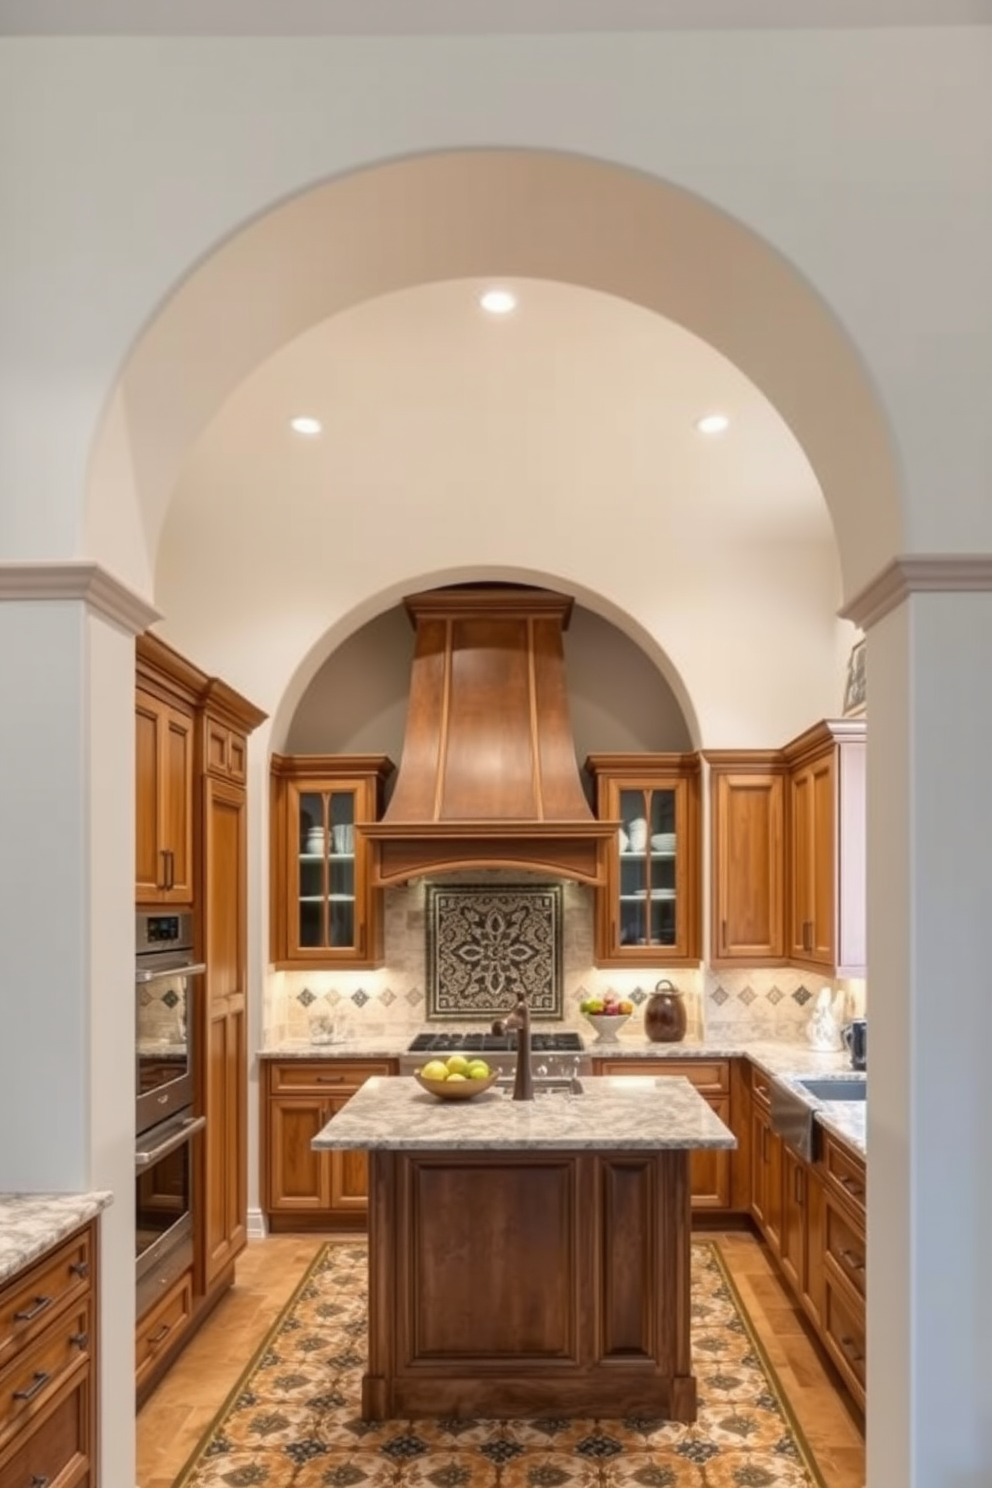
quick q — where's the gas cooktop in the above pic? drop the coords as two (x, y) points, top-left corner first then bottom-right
(407, 1030), (584, 1054)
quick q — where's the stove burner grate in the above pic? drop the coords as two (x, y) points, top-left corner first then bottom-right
(407, 1030), (584, 1055)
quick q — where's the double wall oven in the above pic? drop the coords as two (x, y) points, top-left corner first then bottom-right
(135, 911), (206, 1313)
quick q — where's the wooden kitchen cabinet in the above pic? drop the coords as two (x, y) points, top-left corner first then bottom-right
(584, 754), (701, 967)
(135, 686), (195, 905)
(0, 1220), (98, 1488)
(270, 755), (394, 970)
(706, 755), (786, 966)
(263, 1059), (398, 1229)
(816, 1130), (867, 1409)
(748, 1069), (783, 1257)
(784, 720), (866, 977)
(593, 1058), (732, 1211)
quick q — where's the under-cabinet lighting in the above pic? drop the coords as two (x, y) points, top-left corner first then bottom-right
(290, 416), (322, 435)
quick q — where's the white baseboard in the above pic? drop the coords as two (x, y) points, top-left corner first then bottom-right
(247, 1206), (267, 1240)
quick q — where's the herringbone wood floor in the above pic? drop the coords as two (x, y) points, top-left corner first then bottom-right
(136, 1229), (865, 1488)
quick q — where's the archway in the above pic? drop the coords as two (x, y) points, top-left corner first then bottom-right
(85, 148), (904, 602)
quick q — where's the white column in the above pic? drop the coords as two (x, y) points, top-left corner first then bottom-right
(0, 566), (157, 1488)
(865, 586), (992, 1486)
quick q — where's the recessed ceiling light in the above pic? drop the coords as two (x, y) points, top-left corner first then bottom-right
(695, 413), (730, 436)
(479, 288), (517, 316)
(290, 415), (322, 435)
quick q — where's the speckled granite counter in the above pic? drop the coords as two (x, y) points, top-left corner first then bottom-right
(0, 1192), (114, 1286)
(312, 1073), (737, 1152)
(259, 1037), (408, 1060)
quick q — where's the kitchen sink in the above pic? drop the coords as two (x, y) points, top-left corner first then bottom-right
(496, 1076), (585, 1098)
(769, 1073), (866, 1160)
(795, 1076), (866, 1103)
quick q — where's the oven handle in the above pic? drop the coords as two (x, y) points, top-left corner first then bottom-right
(135, 962), (207, 985)
(135, 1114), (206, 1168)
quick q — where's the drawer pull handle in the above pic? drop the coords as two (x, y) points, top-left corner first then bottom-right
(838, 1176), (865, 1199)
(69, 1331), (89, 1349)
(839, 1247), (865, 1271)
(148, 1323), (172, 1346)
(69, 1260), (90, 1278)
(14, 1295), (52, 1323)
(13, 1370), (51, 1402)
(31, 1476), (50, 1488)
(315, 1075), (344, 1084)
(840, 1334), (865, 1364)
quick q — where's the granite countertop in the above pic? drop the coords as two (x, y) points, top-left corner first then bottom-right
(263, 1030), (866, 1157)
(0, 1192), (114, 1287)
(312, 1073), (737, 1152)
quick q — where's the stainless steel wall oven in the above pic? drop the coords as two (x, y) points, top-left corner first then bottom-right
(135, 911), (206, 1311)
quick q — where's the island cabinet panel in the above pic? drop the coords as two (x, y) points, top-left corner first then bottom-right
(0, 1220), (97, 1488)
(407, 1161), (577, 1360)
(263, 1060), (397, 1230)
(593, 1060), (737, 1213)
(363, 1149), (696, 1424)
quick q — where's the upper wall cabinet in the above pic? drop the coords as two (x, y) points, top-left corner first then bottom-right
(135, 640), (202, 906)
(270, 755), (394, 970)
(706, 754), (786, 967)
(783, 720), (866, 978)
(585, 754), (701, 967)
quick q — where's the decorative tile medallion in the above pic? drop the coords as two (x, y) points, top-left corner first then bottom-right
(425, 884), (563, 1021)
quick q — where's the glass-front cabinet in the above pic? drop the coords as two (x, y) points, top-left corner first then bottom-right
(585, 754), (701, 967)
(270, 755), (394, 969)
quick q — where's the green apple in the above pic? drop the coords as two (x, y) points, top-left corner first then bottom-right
(420, 1059), (449, 1081)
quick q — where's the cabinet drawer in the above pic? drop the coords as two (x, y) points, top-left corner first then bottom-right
(819, 1132), (866, 1223)
(135, 1269), (193, 1392)
(823, 1274), (866, 1403)
(595, 1059), (729, 1094)
(268, 1060), (395, 1094)
(0, 1367), (91, 1488)
(748, 1066), (773, 1110)
(823, 1194), (866, 1299)
(203, 717), (248, 784)
(0, 1230), (92, 1371)
(0, 1300), (90, 1453)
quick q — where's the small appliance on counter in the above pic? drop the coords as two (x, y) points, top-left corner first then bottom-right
(644, 978), (687, 1043)
(842, 1017), (868, 1070)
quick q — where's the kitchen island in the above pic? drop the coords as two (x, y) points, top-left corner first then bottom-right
(313, 1073), (735, 1422)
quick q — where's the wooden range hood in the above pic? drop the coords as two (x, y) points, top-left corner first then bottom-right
(361, 587), (618, 887)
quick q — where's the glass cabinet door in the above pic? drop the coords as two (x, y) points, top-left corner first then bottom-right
(617, 786), (678, 949)
(295, 787), (358, 953)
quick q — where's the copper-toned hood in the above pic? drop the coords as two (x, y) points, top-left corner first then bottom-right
(361, 587), (616, 886)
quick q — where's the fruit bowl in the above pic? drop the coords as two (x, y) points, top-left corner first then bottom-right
(414, 1070), (500, 1101)
(584, 1012), (631, 1045)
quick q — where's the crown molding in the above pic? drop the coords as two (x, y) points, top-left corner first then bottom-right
(841, 555), (992, 631)
(0, 562), (160, 635)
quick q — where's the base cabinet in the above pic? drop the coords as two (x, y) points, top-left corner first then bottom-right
(746, 1063), (866, 1413)
(0, 1221), (98, 1488)
(263, 1059), (398, 1229)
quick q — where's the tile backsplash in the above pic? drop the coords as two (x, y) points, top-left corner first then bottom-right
(263, 872), (865, 1047)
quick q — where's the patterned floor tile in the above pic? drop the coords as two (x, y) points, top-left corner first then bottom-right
(172, 1244), (827, 1488)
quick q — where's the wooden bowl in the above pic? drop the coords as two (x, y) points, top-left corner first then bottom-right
(414, 1070), (500, 1101)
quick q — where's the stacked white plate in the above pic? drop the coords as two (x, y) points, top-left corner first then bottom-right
(651, 833), (676, 851)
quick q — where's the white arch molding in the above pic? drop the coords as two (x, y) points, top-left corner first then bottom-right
(84, 147), (904, 609)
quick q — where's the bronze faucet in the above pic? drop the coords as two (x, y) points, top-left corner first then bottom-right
(492, 991), (534, 1102)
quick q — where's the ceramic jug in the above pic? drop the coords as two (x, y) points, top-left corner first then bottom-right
(644, 978), (687, 1043)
